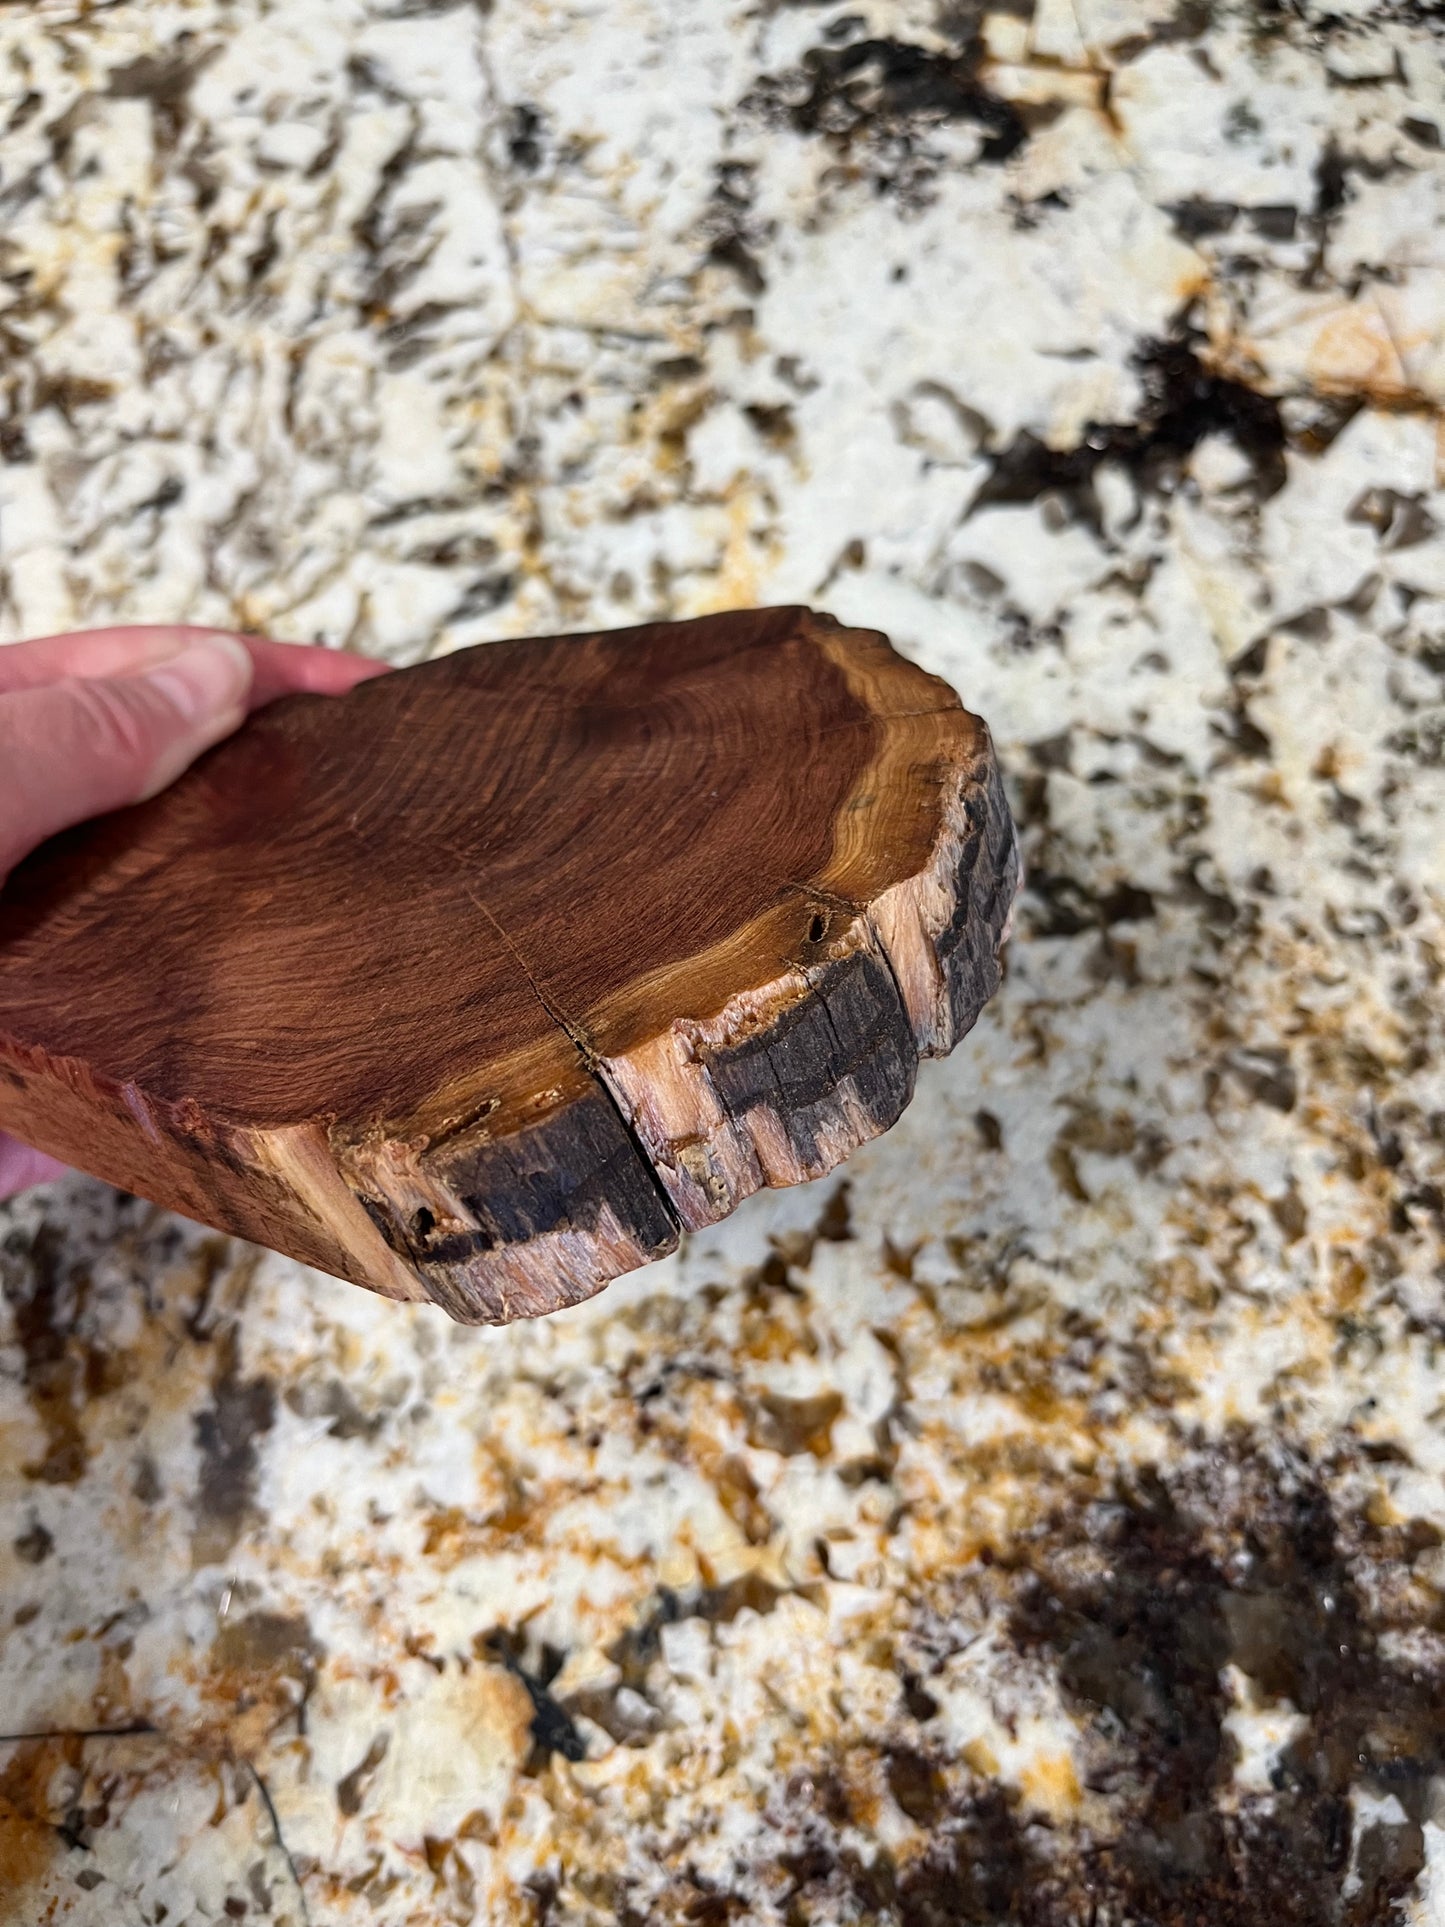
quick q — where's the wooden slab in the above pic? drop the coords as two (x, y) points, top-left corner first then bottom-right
(0, 607), (1019, 1323)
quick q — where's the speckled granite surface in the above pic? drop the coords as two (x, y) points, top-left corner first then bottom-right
(2, 1), (1445, 1921)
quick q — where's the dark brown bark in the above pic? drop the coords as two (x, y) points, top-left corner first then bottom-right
(0, 607), (1018, 1323)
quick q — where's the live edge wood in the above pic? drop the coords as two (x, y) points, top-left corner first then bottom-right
(0, 607), (1019, 1324)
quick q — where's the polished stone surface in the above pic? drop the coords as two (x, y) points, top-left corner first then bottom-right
(2, 1), (1444, 1920)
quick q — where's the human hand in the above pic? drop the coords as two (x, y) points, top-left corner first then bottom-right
(0, 626), (389, 1200)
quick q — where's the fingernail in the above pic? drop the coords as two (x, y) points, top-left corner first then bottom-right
(144, 634), (253, 724)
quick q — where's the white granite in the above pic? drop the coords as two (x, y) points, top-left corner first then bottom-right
(2, 1), (1445, 1920)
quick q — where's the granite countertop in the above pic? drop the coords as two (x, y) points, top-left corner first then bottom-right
(2, 1), (1444, 1921)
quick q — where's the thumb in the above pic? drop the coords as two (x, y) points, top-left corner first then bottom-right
(0, 633), (253, 879)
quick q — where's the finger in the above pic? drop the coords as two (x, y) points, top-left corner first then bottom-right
(0, 626), (196, 695)
(0, 625), (389, 706)
(240, 634), (391, 708)
(0, 635), (254, 878)
(0, 1135), (69, 1200)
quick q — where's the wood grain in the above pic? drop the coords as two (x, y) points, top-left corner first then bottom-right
(0, 607), (1018, 1322)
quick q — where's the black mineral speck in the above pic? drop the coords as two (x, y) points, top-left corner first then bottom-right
(745, 28), (1026, 206)
(971, 337), (1287, 527)
(480, 1629), (588, 1769)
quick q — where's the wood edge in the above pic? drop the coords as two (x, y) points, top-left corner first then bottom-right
(412, 1199), (676, 1326)
(592, 612), (1018, 1228)
(597, 913), (918, 1229)
(0, 1032), (427, 1296)
(807, 609), (1020, 1054)
(867, 733), (1021, 1055)
(330, 1055), (680, 1324)
(800, 607), (974, 727)
(244, 1121), (430, 1303)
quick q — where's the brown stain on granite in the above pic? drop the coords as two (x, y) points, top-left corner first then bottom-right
(1001, 1452), (1445, 1925)
(1, 1216), (270, 1541)
(2, 1225), (96, 1486)
(0, 1740), (65, 1906)
(627, 1438), (1445, 1927)
(192, 1326), (277, 1567)
(196, 1609), (323, 1755)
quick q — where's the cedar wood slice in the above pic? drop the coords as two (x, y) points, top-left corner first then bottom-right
(0, 607), (1019, 1323)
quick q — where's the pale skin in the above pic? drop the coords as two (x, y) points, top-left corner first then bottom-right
(0, 626), (388, 1200)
